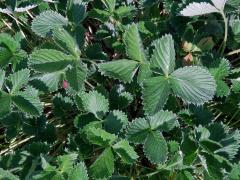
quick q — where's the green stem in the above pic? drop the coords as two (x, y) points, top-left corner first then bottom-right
(220, 11), (228, 56)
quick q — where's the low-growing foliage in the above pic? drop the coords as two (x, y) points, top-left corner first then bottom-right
(0, 0), (240, 179)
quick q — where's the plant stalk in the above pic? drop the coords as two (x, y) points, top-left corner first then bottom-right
(220, 11), (228, 56)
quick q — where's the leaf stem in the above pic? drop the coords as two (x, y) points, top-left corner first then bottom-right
(219, 11), (228, 56)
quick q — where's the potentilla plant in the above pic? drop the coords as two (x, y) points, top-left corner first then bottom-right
(0, 0), (240, 179)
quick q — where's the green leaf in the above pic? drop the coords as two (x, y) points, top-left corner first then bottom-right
(231, 78), (240, 93)
(123, 24), (146, 62)
(209, 58), (230, 80)
(104, 110), (128, 134)
(0, 33), (20, 52)
(86, 127), (117, 146)
(57, 153), (78, 173)
(0, 168), (19, 180)
(215, 80), (230, 97)
(31, 10), (68, 37)
(147, 110), (178, 132)
(176, 171), (194, 180)
(90, 147), (114, 179)
(143, 131), (168, 164)
(12, 86), (43, 116)
(150, 34), (175, 76)
(168, 141), (180, 153)
(9, 69), (30, 94)
(67, 0), (87, 24)
(98, 59), (139, 83)
(114, 6), (134, 19)
(33, 157), (58, 179)
(142, 76), (170, 115)
(109, 87), (134, 110)
(80, 91), (109, 118)
(126, 118), (149, 144)
(0, 69), (5, 90)
(65, 63), (87, 92)
(229, 163), (240, 180)
(36, 71), (63, 92)
(101, 0), (116, 12)
(6, 0), (17, 11)
(215, 130), (240, 160)
(53, 28), (79, 56)
(0, 46), (12, 67)
(68, 162), (89, 180)
(113, 140), (138, 164)
(208, 58), (230, 97)
(88, 8), (111, 22)
(137, 62), (152, 82)
(0, 91), (11, 118)
(170, 66), (216, 105)
(230, 20), (240, 43)
(53, 93), (73, 118)
(29, 49), (74, 73)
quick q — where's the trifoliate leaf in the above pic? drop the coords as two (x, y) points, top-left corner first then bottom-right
(9, 68), (30, 94)
(0, 91), (11, 118)
(170, 66), (216, 105)
(123, 24), (146, 62)
(29, 49), (74, 73)
(80, 91), (109, 118)
(90, 147), (114, 179)
(69, 162), (89, 180)
(180, 2), (219, 17)
(31, 10), (68, 37)
(12, 86), (43, 116)
(86, 127), (117, 146)
(98, 59), (139, 83)
(143, 131), (168, 164)
(147, 110), (178, 132)
(126, 118), (149, 144)
(142, 76), (170, 115)
(113, 140), (138, 164)
(65, 62), (87, 92)
(104, 110), (128, 134)
(150, 34), (175, 76)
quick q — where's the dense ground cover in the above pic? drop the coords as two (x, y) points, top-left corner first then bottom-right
(0, 0), (240, 179)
